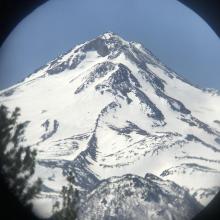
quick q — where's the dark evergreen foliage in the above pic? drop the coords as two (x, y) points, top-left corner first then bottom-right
(0, 105), (42, 207)
(52, 172), (79, 220)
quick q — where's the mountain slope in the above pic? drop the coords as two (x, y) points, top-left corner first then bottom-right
(79, 173), (202, 220)
(0, 32), (220, 218)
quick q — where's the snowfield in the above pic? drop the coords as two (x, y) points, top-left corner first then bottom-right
(0, 32), (220, 219)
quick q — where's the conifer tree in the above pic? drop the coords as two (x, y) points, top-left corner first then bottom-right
(52, 172), (79, 220)
(0, 105), (42, 207)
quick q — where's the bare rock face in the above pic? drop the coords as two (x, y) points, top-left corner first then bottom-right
(79, 173), (202, 220)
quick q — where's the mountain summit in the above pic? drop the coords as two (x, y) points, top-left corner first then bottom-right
(1, 33), (220, 219)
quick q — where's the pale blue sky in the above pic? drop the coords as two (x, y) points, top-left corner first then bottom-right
(0, 0), (219, 90)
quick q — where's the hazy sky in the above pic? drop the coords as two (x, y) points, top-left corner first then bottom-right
(0, 0), (219, 90)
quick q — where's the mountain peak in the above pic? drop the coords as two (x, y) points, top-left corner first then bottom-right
(1, 32), (220, 219)
(20, 32), (198, 89)
(96, 31), (127, 45)
(101, 31), (117, 39)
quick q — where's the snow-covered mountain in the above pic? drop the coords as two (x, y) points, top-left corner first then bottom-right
(0, 32), (220, 219)
(78, 173), (202, 220)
